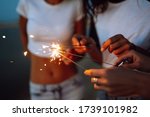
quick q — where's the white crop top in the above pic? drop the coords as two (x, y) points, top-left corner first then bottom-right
(95, 0), (150, 67)
(17, 0), (84, 57)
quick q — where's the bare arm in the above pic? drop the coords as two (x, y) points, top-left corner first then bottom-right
(130, 43), (150, 57)
(74, 18), (85, 35)
(19, 15), (28, 52)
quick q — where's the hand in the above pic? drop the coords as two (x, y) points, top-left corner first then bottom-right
(101, 34), (132, 56)
(84, 67), (141, 97)
(115, 50), (150, 72)
(62, 48), (84, 65)
(72, 34), (97, 54)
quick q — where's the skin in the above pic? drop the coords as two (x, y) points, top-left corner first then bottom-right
(84, 67), (150, 99)
(45, 0), (63, 5)
(84, 67), (140, 97)
(115, 50), (150, 72)
(72, 35), (102, 64)
(101, 34), (150, 57)
(19, 0), (85, 84)
(101, 34), (132, 56)
(84, 50), (150, 98)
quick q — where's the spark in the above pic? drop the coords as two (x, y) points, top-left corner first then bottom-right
(50, 43), (61, 58)
(24, 51), (28, 56)
(2, 35), (6, 39)
(41, 43), (115, 70)
(58, 52), (85, 70)
(29, 35), (34, 38)
(40, 69), (43, 71)
(42, 45), (49, 49)
(44, 64), (47, 66)
(10, 60), (14, 63)
(41, 42), (85, 69)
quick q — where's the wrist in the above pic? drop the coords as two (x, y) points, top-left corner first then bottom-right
(137, 72), (150, 99)
(130, 43), (137, 50)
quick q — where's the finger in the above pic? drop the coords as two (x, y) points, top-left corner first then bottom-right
(72, 36), (80, 46)
(84, 69), (105, 77)
(108, 39), (129, 53)
(79, 38), (88, 46)
(91, 77), (108, 86)
(121, 63), (140, 69)
(114, 53), (133, 66)
(93, 84), (110, 91)
(112, 44), (131, 55)
(101, 34), (122, 52)
(93, 84), (104, 90)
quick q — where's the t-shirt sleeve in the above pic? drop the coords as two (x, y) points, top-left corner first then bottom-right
(75, 0), (84, 21)
(16, 0), (28, 18)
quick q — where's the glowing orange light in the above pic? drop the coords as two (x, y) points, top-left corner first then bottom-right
(24, 51), (28, 56)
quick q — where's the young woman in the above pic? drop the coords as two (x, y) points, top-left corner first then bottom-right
(72, 0), (150, 99)
(17, 0), (85, 100)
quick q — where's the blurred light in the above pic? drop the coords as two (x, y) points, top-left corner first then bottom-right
(24, 51), (28, 56)
(10, 60), (14, 63)
(2, 35), (6, 39)
(29, 35), (34, 38)
(40, 69), (43, 71)
(43, 50), (46, 53)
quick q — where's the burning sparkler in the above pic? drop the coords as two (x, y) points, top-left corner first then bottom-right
(42, 42), (86, 69)
(43, 43), (63, 62)
(23, 41), (116, 70)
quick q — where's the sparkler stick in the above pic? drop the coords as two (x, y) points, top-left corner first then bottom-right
(41, 43), (115, 69)
(58, 50), (115, 67)
(58, 52), (86, 70)
(50, 44), (114, 69)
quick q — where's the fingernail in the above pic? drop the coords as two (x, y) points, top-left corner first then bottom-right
(84, 70), (91, 75)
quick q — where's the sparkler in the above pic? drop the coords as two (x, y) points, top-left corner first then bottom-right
(42, 43), (115, 69)
(41, 42), (86, 69)
(23, 41), (116, 69)
(45, 43), (63, 62)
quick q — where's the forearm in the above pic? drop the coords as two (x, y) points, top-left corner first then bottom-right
(141, 57), (150, 72)
(19, 16), (28, 51)
(74, 18), (85, 35)
(137, 72), (150, 99)
(131, 43), (150, 57)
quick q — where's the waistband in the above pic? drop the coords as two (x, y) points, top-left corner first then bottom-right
(30, 73), (82, 91)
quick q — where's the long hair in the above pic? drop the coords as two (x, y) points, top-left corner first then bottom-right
(84, 0), (125, 16)
(83, 0), (125, 48)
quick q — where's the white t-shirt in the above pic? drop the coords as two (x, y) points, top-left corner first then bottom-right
(95, 0), (150, 67)
(17, 0), (84, 57)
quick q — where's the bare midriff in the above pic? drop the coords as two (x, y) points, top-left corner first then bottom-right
(30, 54), (78, 84)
